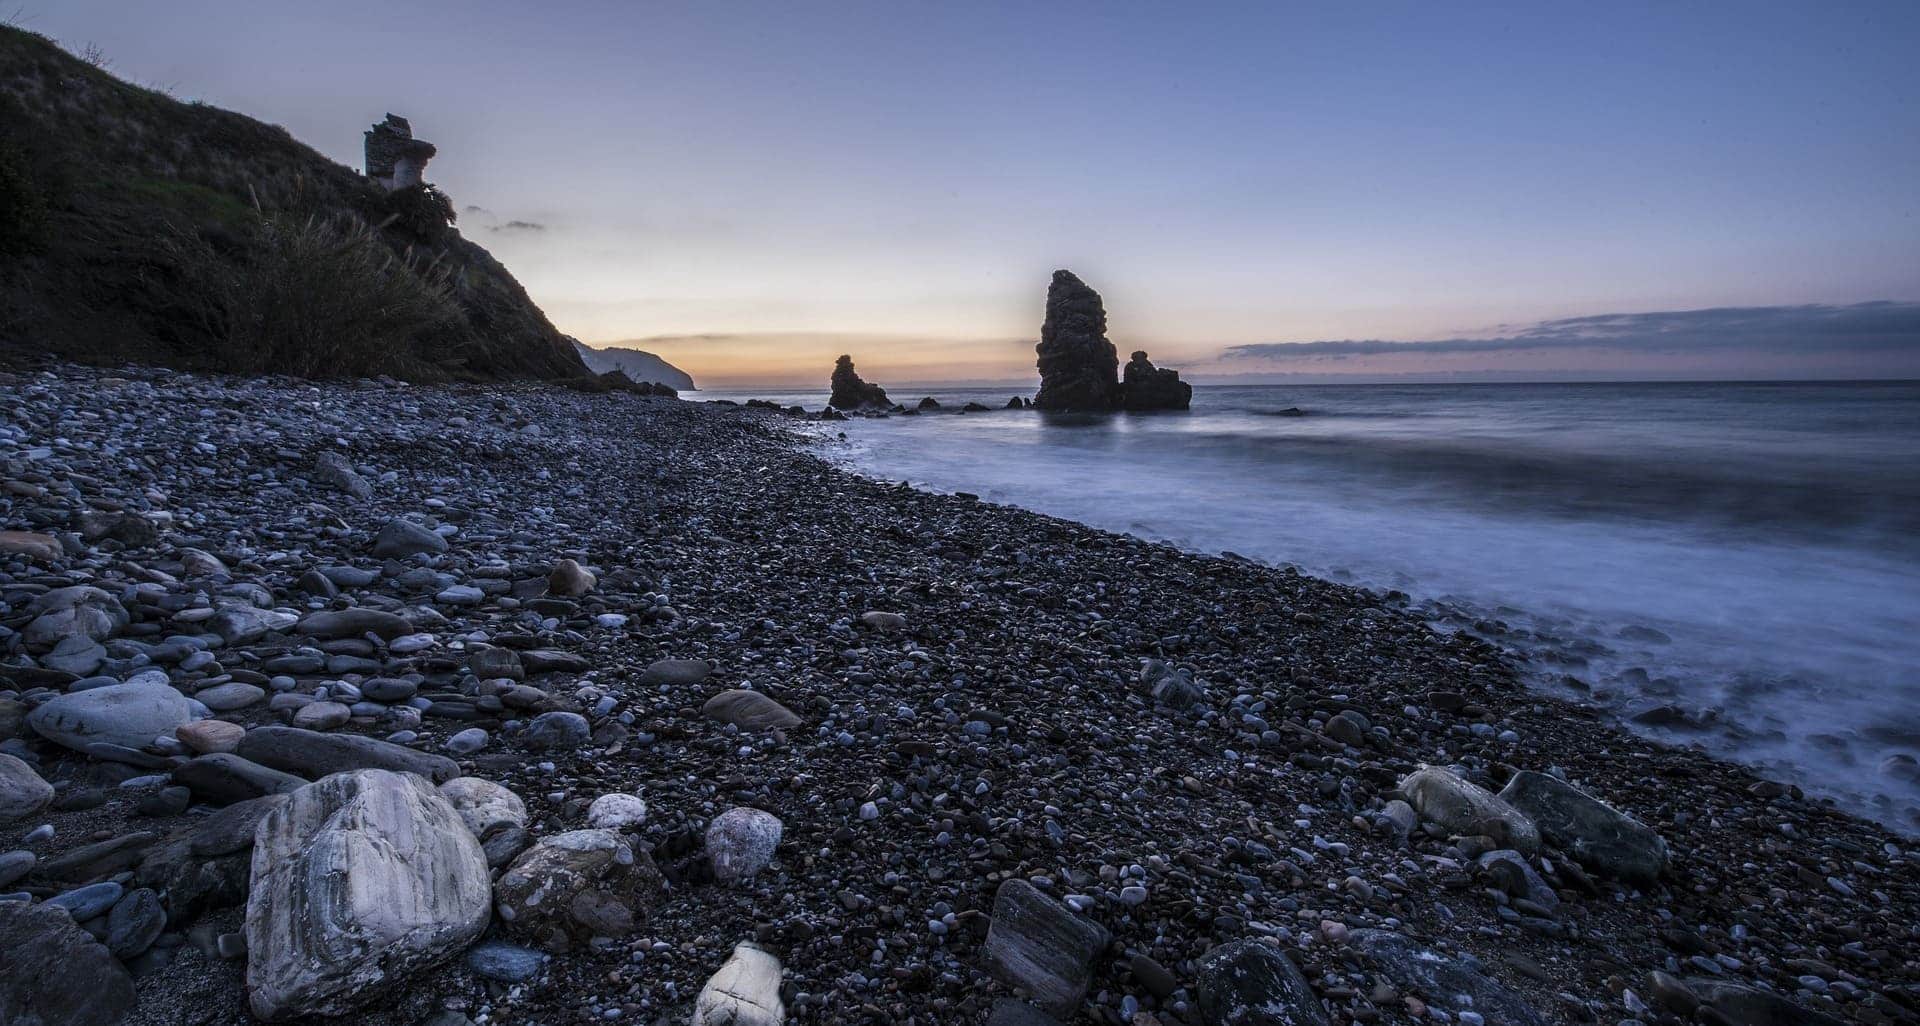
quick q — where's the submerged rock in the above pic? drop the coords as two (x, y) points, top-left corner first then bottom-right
(829, 355), (891, 411)
(246, 769), (490, 1020)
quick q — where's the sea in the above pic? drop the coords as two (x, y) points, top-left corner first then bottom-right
(699, 380), (1920, 832)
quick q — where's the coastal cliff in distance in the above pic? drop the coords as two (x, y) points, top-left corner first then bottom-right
(0, 26), (586, 380)
(573, 340), (696, 391)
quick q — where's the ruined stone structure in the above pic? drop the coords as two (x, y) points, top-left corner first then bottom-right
(364, 114), (437, 191)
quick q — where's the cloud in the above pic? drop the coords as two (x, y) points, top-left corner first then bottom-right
(490, 219), (547, 233)
(1221, 302), (1920, 363)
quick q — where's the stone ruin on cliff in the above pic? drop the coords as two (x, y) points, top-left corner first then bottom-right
(364, 114), (437, 192)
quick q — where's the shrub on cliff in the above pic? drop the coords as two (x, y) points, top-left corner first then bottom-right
(0, 143), (45, 257)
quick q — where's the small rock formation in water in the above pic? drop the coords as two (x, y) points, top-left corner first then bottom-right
(829, 355), (892, 410)
(1121, 350), (1192, 411)
(1033, 270), (1190, 411)
(364, 114), (437, 191)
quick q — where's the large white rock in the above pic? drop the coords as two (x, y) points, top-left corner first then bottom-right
(438, 776), (527, 838)
(694, 942), (786, 1026)
(245, 769), (490, 1020)
(706, 807), (782, 884)
(1399, 766), (1540, 854)
(27, 679), (205, 755)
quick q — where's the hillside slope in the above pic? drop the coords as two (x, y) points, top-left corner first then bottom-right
(573, 340), (697, 390)
(0, 26), (586, 380)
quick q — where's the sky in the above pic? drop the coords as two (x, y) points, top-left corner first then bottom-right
(27, 1), (1920, 386)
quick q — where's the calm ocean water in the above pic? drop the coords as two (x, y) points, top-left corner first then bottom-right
(703, 381), (1920, 831)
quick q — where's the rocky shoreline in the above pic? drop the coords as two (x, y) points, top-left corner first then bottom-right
(2, 361), (1915, 1026)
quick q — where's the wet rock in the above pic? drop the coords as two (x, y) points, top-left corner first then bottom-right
(371, 518), (448, 558)
(1033, 270), (1120, 412)
(0, 753), (53, 822)
(1399, 766), (1540, 853)
(1350, 929), (1544, 1026)
(707, 807), (783, 883)
(703, 689), (802, 732)
(0, 899), (136, 1026)
(237, 725), (460, 783)
(246, 769), (490, 1020)
(438, 776), (527, 838)
(1497, 770), (1667, 882)
(27, 679), (205, 756)
(828, 354), (891, 411)
(495, 829), (662, 952)
(1195, 938), (1328, 1026)
(694, 941), (786, 1026)
(982, 878), (1111, 1018)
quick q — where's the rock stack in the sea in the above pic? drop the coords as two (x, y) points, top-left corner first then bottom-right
(828, 354), (892, 410)
(1033, 269), (1190, 411)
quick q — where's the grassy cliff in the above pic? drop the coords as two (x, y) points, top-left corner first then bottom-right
(0, 26), (587, 380)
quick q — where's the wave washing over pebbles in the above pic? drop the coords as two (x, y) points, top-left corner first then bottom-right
(1, 363), (1917, 1026)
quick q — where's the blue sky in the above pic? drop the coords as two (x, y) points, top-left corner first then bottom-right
(27, 1), (1920, 384)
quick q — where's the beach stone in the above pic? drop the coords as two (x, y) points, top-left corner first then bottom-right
(22, 586), (128, 649)
(361, 677), (418, 702)
(1350, 929), (1543, 1026)
(27, 679), (204, 755)
(1478, 849), (1559, 909)
(703, 689), (802, 732)
(1195, 938), (1328, 1026)
(0, 753), (53, 822)
(0, 529), (61, 562)
(586, 792), (648, 831)
(237, 725), (460, 783)
(495, 829), (662, 953)
(37, 832), (159, 882)
(693, 941), (786, 1026)
(40, 636), (106, 676)
(210, 606), (298, 645)
(174, 753), (307, 805)
(859, 610), (906, 631)
(466, 939), (548, 983)
(1399, 766), (1539, 853)
(0, 899), (136, 1026)
(988, 999), (1065, 1026)
(642, 657), (710, 685)
(446, 727), (489, 754)
(196, 682), (266, 712)
(313, 451), (372, 500)
(134, 794), (288, 921)
(438, 776), (526, 838)
(105, 886), (165, 958)
(547, 558), (596, 597)
(707, 807), (783, 884)
(523, 711), (591, 751)
(518, 649), (590, 674)
(177, 719), (246, 754)
(371, 518), (447, 558)
(1685, 979), (1847, 1026)
(468, 646), (525, 682)
(1497, 770), (1668, 881)
(295, 607), (412, 640)
(291, 700), (352, 730)
(0, 850), (32, 889)
(982, 878), (1111, 1018)
(246, 769), (490, 1020)
(47, 880), (124, 921)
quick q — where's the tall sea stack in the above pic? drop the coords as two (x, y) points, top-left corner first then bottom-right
(1032, 270), (1190, 411)
(1033, 271), (1121, 411)
(829, 355), (891, 410)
